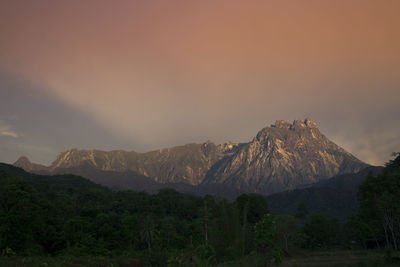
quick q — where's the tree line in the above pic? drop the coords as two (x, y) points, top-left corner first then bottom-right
(351, 153), (400, 250)
(0, 153), (399, 265)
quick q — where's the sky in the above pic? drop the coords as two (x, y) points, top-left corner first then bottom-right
(0, 0), (399, 166)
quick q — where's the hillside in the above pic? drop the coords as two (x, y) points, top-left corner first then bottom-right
(0, 163), (108, 192)
(267, 166), (383, 220)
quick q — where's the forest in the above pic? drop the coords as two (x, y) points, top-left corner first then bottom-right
(0, 153), (399, 266)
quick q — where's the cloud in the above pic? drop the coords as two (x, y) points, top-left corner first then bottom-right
(0, 1), (399, 165)
(0, 131), (19, 138)
(0, 120), (20, 138)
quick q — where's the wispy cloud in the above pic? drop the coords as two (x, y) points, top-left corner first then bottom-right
(0, 120), (21, 138)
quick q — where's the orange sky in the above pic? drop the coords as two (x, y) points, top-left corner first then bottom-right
(0, 0), (399, 165)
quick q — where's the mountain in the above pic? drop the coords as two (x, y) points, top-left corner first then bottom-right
(13, 118), (368, 195)
(203, 118), (368, 194)
(13, 156), (49, 172)
(267, 166), (383, 220)
(46, 142), (240, 185)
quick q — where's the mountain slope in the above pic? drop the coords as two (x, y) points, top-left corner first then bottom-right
(203, 118), (368, 194)
(13, 156), (49, 172)
(45, 142), (239, 185)
(0, 163), (108, 192)
(267, 166), (383, 220)
(2, 162), (242, 200)
(311, 165), (383, 192)
(13, 118), (368, 195)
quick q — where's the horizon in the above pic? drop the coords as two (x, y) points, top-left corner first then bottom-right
(1, 0), (399, 166)
(12, 117), (384, 168)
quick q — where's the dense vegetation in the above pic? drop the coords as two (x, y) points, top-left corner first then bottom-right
(0, 166), (280, 265)
(0, 153), (399, 266)
(350, 153), (400, 250)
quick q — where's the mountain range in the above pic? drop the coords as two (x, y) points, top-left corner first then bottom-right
(14, 118), (369, 195)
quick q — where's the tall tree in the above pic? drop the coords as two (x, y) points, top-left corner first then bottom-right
(357, 153), (400, 250)
(254, 214), (282, 264)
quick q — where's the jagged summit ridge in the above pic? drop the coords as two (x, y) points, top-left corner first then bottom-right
(13, 118), (368, 195)
(203, 118), (367, 194)
(271, 117), (318, 129)
(46, 142), (233, 185)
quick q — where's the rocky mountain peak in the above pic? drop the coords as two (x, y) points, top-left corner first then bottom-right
(204, 118), (367, 194)
(13, 156), (48, 172)
(273, 120), (292, 129)
(271, 118), (318, 130)
(14, 156), (31, 167)
(304, 117), (318, 128)
(254, 118), (321, 143)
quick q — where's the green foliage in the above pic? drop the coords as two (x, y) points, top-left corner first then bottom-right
(357, 153), (400, 250)
(235, 194), (269, 224)
(0, 165), (285, 265)
(7, 155), (400, 265)
(303, 213), (340, 248)
(295, 203), (308, 220)
(274, 215), (303, 252)
(254, 214), (282, 264)
(3, 153), (400, 265)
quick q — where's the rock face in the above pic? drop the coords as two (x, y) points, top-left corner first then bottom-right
(47, 142), (230, 185)
(13, 156), (49, 172)
(13, 118), (369, 194)
(202, 118), (368, 194)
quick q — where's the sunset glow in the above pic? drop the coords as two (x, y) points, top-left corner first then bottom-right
(1, 0), (399, 165)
